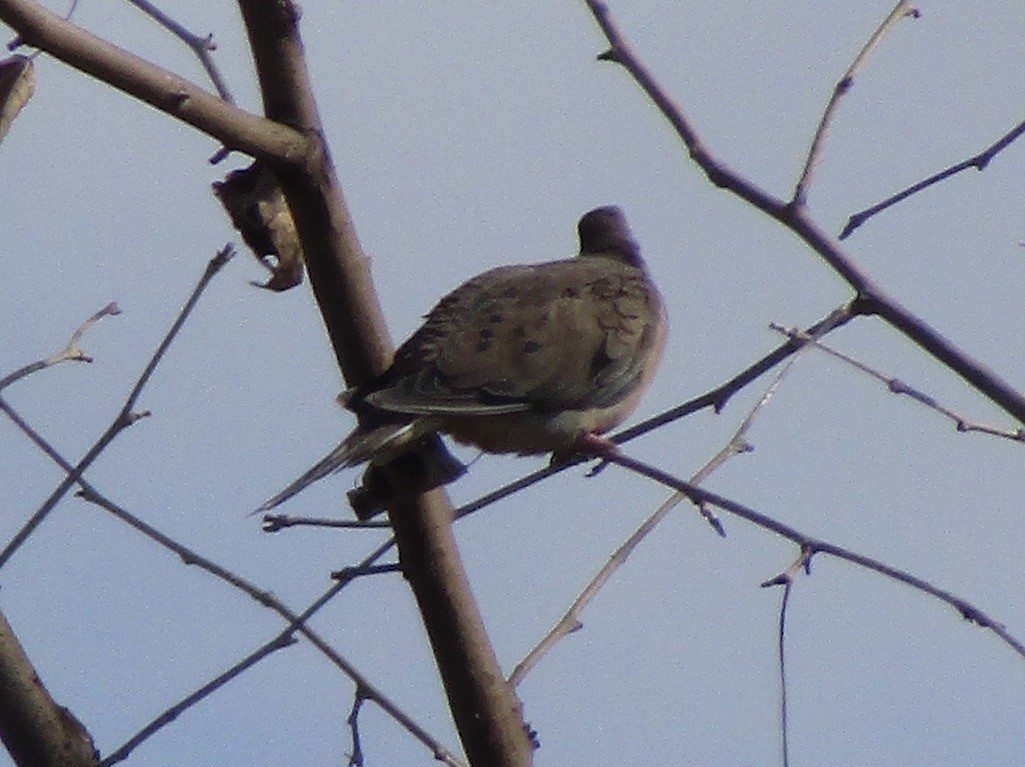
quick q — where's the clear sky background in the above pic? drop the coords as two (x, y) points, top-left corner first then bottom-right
(2, 1), (1025, 765)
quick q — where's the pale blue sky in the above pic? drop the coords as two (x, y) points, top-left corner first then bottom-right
(2, 2), (1025, 765)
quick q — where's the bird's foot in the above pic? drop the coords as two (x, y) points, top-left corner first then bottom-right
(549, 433), (619, 474)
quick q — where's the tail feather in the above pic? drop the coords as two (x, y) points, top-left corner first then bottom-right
(254, 421), (418, 513)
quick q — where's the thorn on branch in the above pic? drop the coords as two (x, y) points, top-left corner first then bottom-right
(209, 146), (231, 164)
(956, 601), (993, 627)
(597, 47), (625, 64)
(699, 503), (727, 537)
(211, 243), (236, 270)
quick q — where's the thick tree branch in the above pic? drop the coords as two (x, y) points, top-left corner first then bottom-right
(0, 608), (98, 767)
(236, 4), (532, 765)
(0, 0), (304, 161)
(0, 2), (532, 761)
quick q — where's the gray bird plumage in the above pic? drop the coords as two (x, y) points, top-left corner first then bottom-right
(258, 205), (666, 512)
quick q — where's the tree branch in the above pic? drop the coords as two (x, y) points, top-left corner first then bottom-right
(791, 0), (918, 206)
(840, 116), (1025, 238)
(0, 0), (304, 161)
(602, 452), (1025, 662)
(0, 607), (98, 767)
(582, 0), (1025, 427)
(235, 4), (532, 764)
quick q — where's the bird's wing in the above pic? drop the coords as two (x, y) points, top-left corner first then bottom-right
(364, 256), (665, 416)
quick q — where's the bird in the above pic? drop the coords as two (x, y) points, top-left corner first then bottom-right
(257, 205), (667, 513)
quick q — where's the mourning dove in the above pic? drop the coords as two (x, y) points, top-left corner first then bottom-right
(258, 205), (667, 512)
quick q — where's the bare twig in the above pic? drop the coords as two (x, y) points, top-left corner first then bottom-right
(760, 547), (812, 767)
(261, 513), (391, 531)
(509, 350), (803, 687)
(2, 391), (463, 766)
(100, 633), (298, 766)
(0, 302), (119, 391)
(123, 0), (234, 102)
(791, 1), (919, 207)
(0, 248), (232, 569)
(777, 580), (794, 767)
(582, 0), (1025, 428)
(771, 323), (1025, 442)
(600, 451), (1025, 662)
(346, 688), (368, 767)
(840, 117), (1025, 239)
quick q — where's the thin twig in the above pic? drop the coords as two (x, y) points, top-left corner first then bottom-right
(582, 0), (1025, 428)
(778, 580), (792, 767)
(261, 513), (391, 531)
(509, 349), (804, 687)
(100, 634), (297, 766)
(600, 451), (1025, 662)
(770, 323), (1025, 442)
(791, 1), (919, 207)
(762, 547), (811, 767)
(0, 302), (119, 391)
(123, 0), (234, 102)
(3, 394), (463, 766)
(840, 117), (1025, 239)
(346, 688), (367, 767)
(0, 247), (233, 569)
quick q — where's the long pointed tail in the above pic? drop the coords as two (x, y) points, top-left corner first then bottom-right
(253, 421), (421, 514)
(252, 442), (351, 514)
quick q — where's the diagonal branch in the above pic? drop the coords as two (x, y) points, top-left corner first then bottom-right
(770, 323), (1025, 442)
(122, 0), (234, 102)
(0, 0), (303, 161)
(791, 0), (919, 206)
(581, 0), (1025, 427)
(509, 356), (802, 687)
(0, 247), (232, 570)
(602, 451), (1025, 662)
(840, 116), (1025, 239)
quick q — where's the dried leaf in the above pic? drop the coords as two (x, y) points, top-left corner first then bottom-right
(0, 56), (35, 146)
(213, 162), (304, 291)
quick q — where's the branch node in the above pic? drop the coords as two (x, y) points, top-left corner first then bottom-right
(126, 409), (151, 425)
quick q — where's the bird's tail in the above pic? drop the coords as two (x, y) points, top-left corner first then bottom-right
(253, 421), (417, 514)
